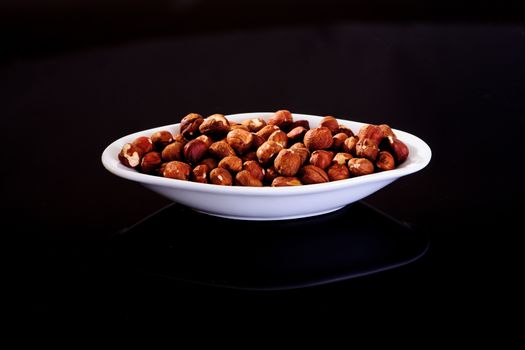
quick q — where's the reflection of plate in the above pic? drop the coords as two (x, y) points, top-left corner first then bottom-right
(101, 113), (431, 221)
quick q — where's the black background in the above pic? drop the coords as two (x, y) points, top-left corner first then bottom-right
(3, 1), (524, 328)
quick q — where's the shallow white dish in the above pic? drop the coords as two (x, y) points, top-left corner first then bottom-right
(102, 113), (431, 220)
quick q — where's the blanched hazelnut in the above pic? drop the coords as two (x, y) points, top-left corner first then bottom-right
(226, 129), (254, 154)
(163, 161), (191, 180)
(243, 160), (265, 181)
(180, 113), (203, 139)
(132, 136), (153, 154)
(303, 127), (333, 151)
(268, 130), (288, 148)
(183, 139), (209, 164)
(319, 116), (339, 134)
(241, 118), (266, 132)
(256, 141), (283, 165)
(191, 164), (209, 183)
(235, 170), (263, 187)
(210, 168), (232, 186)
(348, 158), (374, 177)
(271, 177), (302, 187)
(118, 143), (142, 168)
(309, 150), (333, 170)
(256, 125), (280, 140)
(268, 110), (293, 130)
(209, 140), (236, 159)
(161, 141), (184, 161)
(151, 130), (174, 150)
(140, 151), (162, 174)
(376, 151), (395, 171)
(274, 149), (302, 176)
(327, 164), (350, 181)
(199, 114), (230, 137)
(299, 165), (329, 184)
(218, 156), (243, 173)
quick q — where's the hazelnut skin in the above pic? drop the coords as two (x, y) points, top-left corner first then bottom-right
(132, 136), (153, 154)
(209, 140), (236, 159)
(235, 170), (263, 187)
(161, 141), (184, 161)
(210, 168), (233, 186)
(218, 156), (243, 173)
(118, 143), (143, 168)
(287, 126), (307, 142)
(309, 150), (334, 170)
(348, 158), (374, 177)
(356, 138), (379, 161)
(274, 149), (302, 176)
(140, 151), (162, 174)
(268, 110), (293, 130)
(327, 164), (350, 181)
(151, 130), (174, 151)
(256, 141), (283, 165)
(299, 165), (329, 184)
(390, 138), (409, 164)
(226, 129), (254, 154)
(163, 161), (191, 180)
(180, 113), (203, 139)
(319, 116), (339, 134)
(303, 127), (334, 151)
(271, 177), (302, 187)
(376, 151), (395, 171)
(183, 139), (209, 164)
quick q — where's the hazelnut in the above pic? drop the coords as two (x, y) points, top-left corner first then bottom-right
(180, 113), (203, 139)
(256, 125), (280, 140)
(327, 164), (350, 181)
(309, 150), (333, 170)
(378, 124), (396, 139)
(230, 124), (250, 131)
(191, 164), (209, 183)
(119, 143), (143, 168)
(332, 133), (348, 151)
(235, 170), (263, 187)
(348, 158), (374, 177)
(332, 152), (353, 165)
(161, 141), (184, 161)
(199, 114), (230, 137)
(198, 157), (218, 170)
(271, 177), (302, 187)
(342, 136), (358, 154)
(264, 166), (279, 184)
(337, 125), (355, 137)
(210, 168), (233, 186)
(226, 129), (254, 154)
(140, 151), (162, 174)
(157, 162), (167, 176)
(268, 130), (288, 148)
(173, 134), (188, 145)
(218, 156), (243, 173)
(151, 130), (174, 151)
(287, 126), (307, 142)
(163, 161), (191, 180)
(250, 133), (265, 150)
(303, 127), (333, 151)
(241, 151), (258, 162)
(376, 151), (395, 171)
(132, 136), (153, 154)
(209, 140), (236, 159)
(183, 139), (209, 164)
(241, 118), (266, 132)
(256, 141), (283, 165)
(357, 124), (384, 146)
(291, 120), (310, 130)
(196, 135), (213, 148)
(299, 165), (329, 184)
(274, 149), (302, 176)
(268, 110), (293, 130)
(289, 143), (310, 164)
(243, 160), (265, 181)
(390, 138), (409, 164)
(319, 116), (339, 134)
(356, 138), (379, 161)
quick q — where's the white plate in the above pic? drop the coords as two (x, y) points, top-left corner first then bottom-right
(101, 113), (431, 220)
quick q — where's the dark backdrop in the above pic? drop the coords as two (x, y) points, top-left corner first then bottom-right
(3, 0), (524, 330)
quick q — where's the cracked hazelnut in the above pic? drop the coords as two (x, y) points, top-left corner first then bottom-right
(376, 151), (395, 171)
(289, 143), (310, 164)
(332, 133), (348, 151)
(163, 161), (191, 180)
(332, 152), (353, 165)
(303, 127), (333, 151)
(140, 151), (162, 174)
(256, 141), (283, 165)
(132, 136), (153, 155)
(235, 170), (263, 187)
(241, 118), (266, 132)
(309, 150), (333, 170)
(274, 149), (302, 176)
(119, 143), (143, 168)
(218, 156), (243, 173)
(342, 136), (358, 154)
(327, 164), (350, 181)
(243, 160), (265, 181)
(191, 164), (209, 183)
(271, 177), (302, 187)
(319, 116), (339, 134)
(348, 158), (374, 177)
(226, 129), (254, 154)
(209, 140), (236, 159)
(151, 130), (174, 151)
(268, 110), (293, 130)
(180, 113), (203, 139)
(183, 139), (209, 164)
(268, 130), (288, 148)
(299, 165), (329, 184)
(199, 114), (230, 137)
(161, 141), (184, 161)
(210, 168), (232, 186)
(264, 166), (279, 184)
(287, 126), (307, 142)
(256, 125), (280, 140)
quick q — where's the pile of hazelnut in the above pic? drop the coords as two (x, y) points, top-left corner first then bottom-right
(118, 110), (409, 187)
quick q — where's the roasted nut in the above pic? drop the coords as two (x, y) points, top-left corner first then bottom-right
(274, 149), (302, 176)
(319, 116), (339, 134)
(199, 114), (230, 137)
(226, 129), (254, 154)
(356, 138), (379, 161)
(348, 158), (374, 177)
(342, 136), (358, 154)
(218, 156), (243, 173)
(151, 130), (174, 150)
(376, 151), (395, 171)
(291, 120), (310, 130)
(299, 165), (329, 184)
(271, 177), (302, 187)
(309, 150), (333, 170)
(241, 118), (266, 132)
(132, 136), (153, 154)
(161, 141), (184, 161)
(230, 124), (250, 131)
(157, 162), (167, 176)
(173, 134), (188, 144)
(337, 125), (355, 137)
(378, 124), (396, 140)
(256, 125), (280, 140)
(303, 127), (333, 151)
(235, 170), (263, 187)
(198, 157), (218, 170)
(332, 133), (348, 151)
(241, 151), (258, 162)
(390, 138), (409, 164)
(243, 160), (265, 181)
(268, 130), (288, 148)
(251, 133), (265, 149)
(268, 110), (293, 130)
(209, 140), (236, 159)
(210, 168), (232, 186)
(289, 142), (310, 164)
(256, 141), (283, 165)
(332, 152), (353, 165)
(140, 151), (162, 174)
(183, 139), (209, 164)
(196, 135), (213, 148)
(118, 143), (143, 168)
(180, 113), (203, 139)
(264, 166), (279, 184)
(163, 161), (191, 180)
(287, 126), (307, 142)
(327, 164), (350, 181)
(191, 164), (209, 183)
(357, 124), (384, 145)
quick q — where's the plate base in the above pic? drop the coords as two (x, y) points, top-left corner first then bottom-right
(193, 206), (346, 221)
